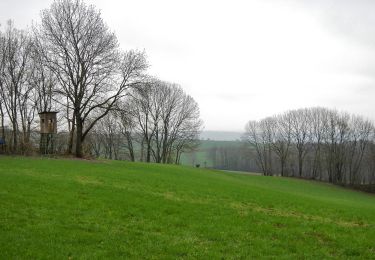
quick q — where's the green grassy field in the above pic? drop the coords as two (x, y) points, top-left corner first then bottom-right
(0, 157), (374, 259)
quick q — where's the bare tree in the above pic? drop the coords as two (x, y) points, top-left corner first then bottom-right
(115, 100), (136, 161)
(271, 114), (291, 176)
(96, 112), (121, 159)
(244, 120), (274, 176)
(324, 111), (350, 183)
(167, 92), (202, 164)
(307, 107), (328, 180)
(0, 21), (33, 153)
(288, 109), (310, 177)
(130, 82), (155, 162)
(148, 81), (202, 163)
(112, 78), (202, 164)
(346, 116), (373, 184)
(0, 28), (6, 144)
(36, 0), (147, 157)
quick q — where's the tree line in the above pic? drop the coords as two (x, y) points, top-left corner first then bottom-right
(243, 107), (375, 186)
(0, 0), (202, 161)
(87, 79), (202, 163)
(200, 142), (257, 172)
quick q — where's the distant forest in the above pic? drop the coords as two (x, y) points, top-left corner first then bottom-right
(188, 107), (375, 191)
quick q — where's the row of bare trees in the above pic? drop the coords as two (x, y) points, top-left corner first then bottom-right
(0, 0), (202, 160)
(0, 21), (43, 154)
(206, 144), (257, 172)
(87, 80), (202, 163)
(243, 107), (375, 185)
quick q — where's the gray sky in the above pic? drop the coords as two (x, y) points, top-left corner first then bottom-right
(1, 0), (375, 131)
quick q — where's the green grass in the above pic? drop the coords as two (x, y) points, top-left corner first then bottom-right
(0, 157), (374, 259)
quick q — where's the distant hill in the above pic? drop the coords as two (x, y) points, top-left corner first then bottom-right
(200, 130), (243, 141)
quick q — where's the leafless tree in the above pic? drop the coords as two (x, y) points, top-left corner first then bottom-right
(169, 101), (202, 164)
(244, 120), (274, 176)
(0, 28), (6, 144)
(157, 83), (202, 163)
(0, 21), (33, 153)
(105, 78), (202, 164)
(288, 109), (311, 177)
(115, 100), (136, 161)
(323, 111), (350, 183)
(271, 114), (291, 176)
(346, 116), (373, 184)
(130, 81), (155, 162)
(36, 0), (147, 157)
(96, 112), (121, 159)
(307, 107), (328, 179)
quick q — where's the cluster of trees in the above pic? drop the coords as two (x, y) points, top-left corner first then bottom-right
(243, 107), (375, 185)
(87, 80), (202, 163)
(0, 21), (39, 154)
(0, 0), (202, 160)
(204, 143), (257, 172)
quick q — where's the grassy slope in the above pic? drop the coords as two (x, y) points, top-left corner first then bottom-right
(0, 157), (374, 259)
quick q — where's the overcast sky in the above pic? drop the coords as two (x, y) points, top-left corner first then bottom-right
(1, 0), (375, 131)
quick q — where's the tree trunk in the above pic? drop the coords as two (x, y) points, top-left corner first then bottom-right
(298, 156), (303, 177)
(146, 141), (151, 162)
(280, 159), (285, 177)
(75, 116), (83, 158)
(0, 104), (5, 140)
(12, 120), (17, 154)
(67, 114), (76, 154)
(125, 131), (135, 161)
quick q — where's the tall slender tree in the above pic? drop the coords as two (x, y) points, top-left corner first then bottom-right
(36, 0), (147, 157)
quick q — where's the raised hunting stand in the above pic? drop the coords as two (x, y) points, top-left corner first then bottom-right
(39, 111), (58, 154)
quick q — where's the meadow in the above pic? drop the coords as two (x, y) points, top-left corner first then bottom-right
(0, 157), (374, 258)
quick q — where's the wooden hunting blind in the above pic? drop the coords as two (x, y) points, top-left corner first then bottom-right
(39, 111), (58, 154)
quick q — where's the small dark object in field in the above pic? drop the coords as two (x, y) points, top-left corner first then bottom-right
(196, 164), (200, 168)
